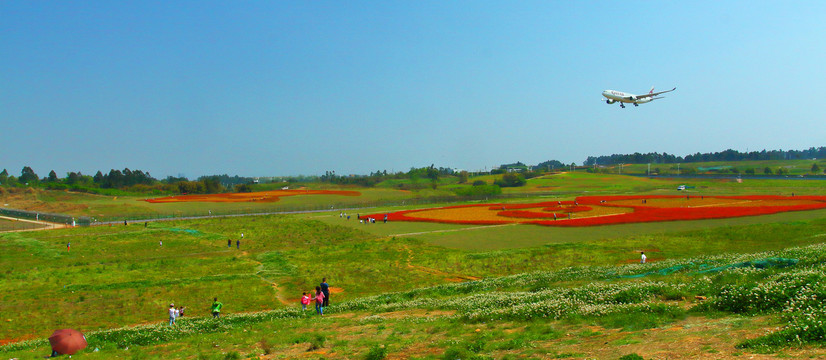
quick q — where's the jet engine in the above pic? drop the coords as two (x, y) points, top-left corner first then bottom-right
(605, 99), (615, 104)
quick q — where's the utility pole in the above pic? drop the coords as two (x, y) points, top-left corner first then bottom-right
(677, 163), (681, 175)
(647, 163), (651, 176)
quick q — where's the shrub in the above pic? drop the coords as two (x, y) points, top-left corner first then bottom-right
(308, 334), (326, 351)
(364, 344), (388, 360)
(618, 354), (644, 360)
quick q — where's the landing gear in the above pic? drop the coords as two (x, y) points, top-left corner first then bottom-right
(620, 104), (625, 108)
(633, 103), (639, 107)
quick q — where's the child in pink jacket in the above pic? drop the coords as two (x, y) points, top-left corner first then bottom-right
(300, 292), (311, 311)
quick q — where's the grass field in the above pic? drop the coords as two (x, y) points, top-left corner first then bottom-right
(3, 174), (826, 358)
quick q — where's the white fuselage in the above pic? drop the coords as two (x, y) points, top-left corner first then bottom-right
(601, 90), (653, 104)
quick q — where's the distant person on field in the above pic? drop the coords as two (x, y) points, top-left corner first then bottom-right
(211, 297), (223, 318)
(320, 278), (330, 307)
(178, 306), (186, 318)
(314, 286), (325, 315)
(228, 239), (232, 248)
(237, 239), (240, 249)
(67, 242), (70, 252)
(301, 292), (311, 311)
(169, 304), (177, 326)
(641, 252), (647, 264)
(159, 239), (163, 246)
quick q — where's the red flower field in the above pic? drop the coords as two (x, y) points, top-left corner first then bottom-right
(362, 195), (826, 227)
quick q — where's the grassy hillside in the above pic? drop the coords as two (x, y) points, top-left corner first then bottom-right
(4, 207), (826, 358)
(6, 239), (826, 358)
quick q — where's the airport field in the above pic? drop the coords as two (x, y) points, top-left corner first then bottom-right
(2, 173), (826, 358)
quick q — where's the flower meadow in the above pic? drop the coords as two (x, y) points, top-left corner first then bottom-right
(361, 195), (826, 227)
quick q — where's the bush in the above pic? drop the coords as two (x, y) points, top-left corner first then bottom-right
(618, 354), (644, 360)
(308, 334), (326, 351)
(494, 172), (526, 187)
(442, 347), (471, 360)
(364, 344), (388, 360)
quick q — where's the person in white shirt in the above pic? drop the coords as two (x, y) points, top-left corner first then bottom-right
(169, 304), (177, 326)
(641, 252), (647, 264)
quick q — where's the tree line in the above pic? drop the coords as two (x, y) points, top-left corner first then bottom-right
(0, 167), (256, 195)
(584, 147), (826, 166)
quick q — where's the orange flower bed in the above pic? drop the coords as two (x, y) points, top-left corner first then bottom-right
(145, 189), (360, 203)
(364, 195), (826, 227)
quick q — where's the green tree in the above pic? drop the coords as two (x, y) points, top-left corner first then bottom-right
(48, 170), (59, 182)
(0, 169), (7, 185)
(494, 172), (526, 187)
(458, 171), (469, 184)
(812, 163), (821, 174)
(20, 166), (38, 184)
(66, 172), (81, 185)
(764, 167), (772, 175)
(745, 168), (755, 175)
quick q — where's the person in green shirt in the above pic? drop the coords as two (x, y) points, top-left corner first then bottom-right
(211, 297), (223, 318)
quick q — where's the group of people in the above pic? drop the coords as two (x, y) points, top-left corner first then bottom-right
(228, 233), (244, 249)
(351, 213), (389, 224)
(301, 278), (330, 315)
(164, 298), (221, 325)
(167, 304), (186, 326)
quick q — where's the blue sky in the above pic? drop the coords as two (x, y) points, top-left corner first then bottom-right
(2, 1), (825, 178)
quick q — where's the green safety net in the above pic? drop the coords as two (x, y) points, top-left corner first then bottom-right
(618, 257), (798, 279)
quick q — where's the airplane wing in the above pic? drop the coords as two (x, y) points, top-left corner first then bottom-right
(636, 87), (676, 99)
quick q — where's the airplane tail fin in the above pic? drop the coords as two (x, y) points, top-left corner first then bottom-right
(649, 86), (655, 94)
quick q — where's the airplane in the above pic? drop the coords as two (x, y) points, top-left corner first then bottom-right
(602, 86), (677, 108)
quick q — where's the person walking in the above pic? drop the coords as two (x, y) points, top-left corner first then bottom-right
(67, 242), (70, 252)
(211, 297), (223, 318)
(314, 286), (325, 315)
(641, 252), (647, 264)
(228, 239), (232, 248)
(168, 304), (177, 326)
(301, 292), (311, 311)
(159, 239), (163, 247)
(236, 239), (240, 249)
(320, 278), (330, 307)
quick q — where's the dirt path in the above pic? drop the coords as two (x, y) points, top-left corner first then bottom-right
(251, 257), (292, 306)
(401, 244), (479, 282)
(0, 215), (66, 232)
(391, 223), (518, 237)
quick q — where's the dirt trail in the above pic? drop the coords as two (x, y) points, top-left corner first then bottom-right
(401, 244), (479, 282)
(391, 223), (517, 237)
(0, 215), (67, 232)
(251, 259), (292, 306)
